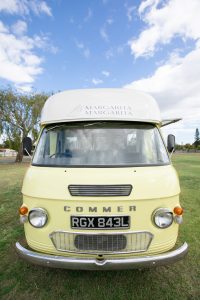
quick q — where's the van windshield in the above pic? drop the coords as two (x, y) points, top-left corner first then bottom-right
(32, 122), (169, 167)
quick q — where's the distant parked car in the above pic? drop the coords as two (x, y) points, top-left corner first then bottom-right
(0, 148), (17, 157)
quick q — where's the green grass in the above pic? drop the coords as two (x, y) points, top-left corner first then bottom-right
(0, 155), (200, 300)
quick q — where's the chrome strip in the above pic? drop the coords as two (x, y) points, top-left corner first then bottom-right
(15, 242), (189, 270)
(49, 230), (154, 254)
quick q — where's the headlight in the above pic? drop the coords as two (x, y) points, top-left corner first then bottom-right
(28, 208), (48, 228)
(153, 208), (173, 228)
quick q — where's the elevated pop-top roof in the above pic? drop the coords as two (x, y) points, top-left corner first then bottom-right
(41, 88), (171, 126)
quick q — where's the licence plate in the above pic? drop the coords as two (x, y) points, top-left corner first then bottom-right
(71, 216), (130, 229)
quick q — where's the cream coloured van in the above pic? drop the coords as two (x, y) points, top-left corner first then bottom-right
(16, 89), (188, 270)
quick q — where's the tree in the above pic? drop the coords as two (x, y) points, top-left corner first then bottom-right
(0, 89), (48, 162)
(194, 128), (200, 148)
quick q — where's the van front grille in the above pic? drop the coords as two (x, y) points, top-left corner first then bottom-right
(74, 234), (127, 252)
(49, 231), (153, 254)
(68, 185), (132, 196)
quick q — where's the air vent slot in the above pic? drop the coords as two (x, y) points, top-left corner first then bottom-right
(68, 185), (132, 197)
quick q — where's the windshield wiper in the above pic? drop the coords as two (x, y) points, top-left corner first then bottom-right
(83, 122), (105, 127)
(45, 124), (66, 132)
(45, 121), (107, 132)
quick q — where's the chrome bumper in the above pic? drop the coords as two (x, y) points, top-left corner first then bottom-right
(15, 242), (188, 270)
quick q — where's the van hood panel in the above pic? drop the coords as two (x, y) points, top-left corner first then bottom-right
(22, 165), (180, 200)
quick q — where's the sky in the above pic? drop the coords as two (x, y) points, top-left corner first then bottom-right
(0, 0), (200, 144)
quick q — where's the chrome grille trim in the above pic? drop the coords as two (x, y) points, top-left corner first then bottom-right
(49, 231), (153, 254)
(68, 185), (132, 196)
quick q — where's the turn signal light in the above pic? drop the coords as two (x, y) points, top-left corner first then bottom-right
(173, 206), (183, 215)
(19, 206), (28, 215)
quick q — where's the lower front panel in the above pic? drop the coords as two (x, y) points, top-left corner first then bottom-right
(24, 195), (179, 258)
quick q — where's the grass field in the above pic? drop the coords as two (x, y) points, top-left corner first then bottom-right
(0, 154), (199, 300)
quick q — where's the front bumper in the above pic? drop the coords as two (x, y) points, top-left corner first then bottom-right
(15, 242), (188, 270)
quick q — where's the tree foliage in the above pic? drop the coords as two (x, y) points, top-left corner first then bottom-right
(0, 89), (48, 162)
(194, 128), (200, 147)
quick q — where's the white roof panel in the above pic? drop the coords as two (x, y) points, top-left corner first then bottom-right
(41, 88), (161, 125)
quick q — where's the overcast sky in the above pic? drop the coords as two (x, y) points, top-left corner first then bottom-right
(0, 0), (200, 144)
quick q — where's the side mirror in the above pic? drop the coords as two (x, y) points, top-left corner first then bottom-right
(167, 134), (175, 153)
(23, 137), (32, 156)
